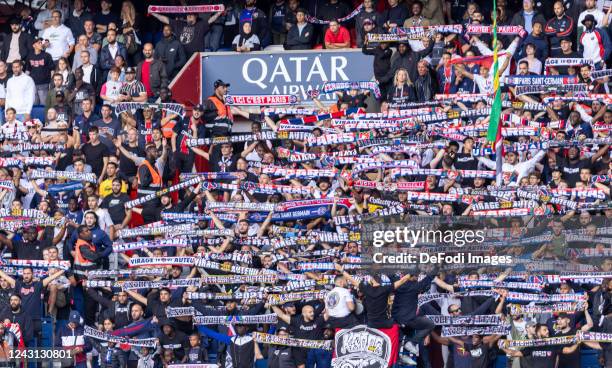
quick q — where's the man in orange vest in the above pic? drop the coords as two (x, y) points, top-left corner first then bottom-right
(203, 79), (235, 137)
(136, 143), (163, 197)
(73, 225), (103, 281)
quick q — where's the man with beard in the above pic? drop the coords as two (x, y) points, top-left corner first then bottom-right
(551, 310), (593, 368)
(579, 14), (611, 70)
(0, 266), (65, 346)
(101, 178), (132, 232)
(125, 287), (185, 320)
(0, 17), (31, 63)
(158, 318), (189, 361)
(0, 295), (33, 344)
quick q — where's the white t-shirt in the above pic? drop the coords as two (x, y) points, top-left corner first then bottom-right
(325, 286), (353, 318)
(41, 24), (75, 60)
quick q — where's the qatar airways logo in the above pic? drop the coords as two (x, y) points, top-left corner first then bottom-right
(241, 55), (350, 99)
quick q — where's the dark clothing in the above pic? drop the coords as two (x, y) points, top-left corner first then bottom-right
(119, 143), (143, 178)
(92, 12), (121, 35)
(0, 309), (33, 343)
(100, 193), (130, 224)
(81, 141), (110, 177)
(65, 11), (93, 38)
(159, 330), (189, 360)
(14, 279), (44, 319)
(289, 314), (325, 340)
(26, 51), (55, 85)
(379, 5), (409, 28)
(545, 14), (575, 51)
(359, 282), (395, 329)
(99, 42), (128, 72)
(362, 44), (393, 80)
(392, 276), (432, 324)
(285, 23), (314, 50)
(169, 19), (209, 55)
(268, 346), (296, 368)
(510, 10), (547, 30)
(136, 59), (168, 97)
(519, 33), (549, 62)
(387, 84), (417, 108)
(464, 342), (492, 368)
(11, 238), (48, 260)
(154, 36), (186, 79)
(381, 42), (434, 86)
(522, 345), (560, 368)
(317, 1), (350, 22)
(0, 32), (31, 62)
(555, 328), (579, 368)
(77, 65), (103, 93)
(69, 82), (96, 116)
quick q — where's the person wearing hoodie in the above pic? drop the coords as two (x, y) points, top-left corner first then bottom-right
(55, 310), (91, 368)
(158, 319), (189, 361)
(154, 24), (186, 80)
(232, 21), (261, 52)
(379, 38), (434, 93)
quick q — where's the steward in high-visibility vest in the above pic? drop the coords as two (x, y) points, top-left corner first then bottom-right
(73, 225), (102, 280)
(136, 143), (162, 196)
(203, 79), (233, 136)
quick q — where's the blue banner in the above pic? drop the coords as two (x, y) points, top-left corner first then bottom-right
(200, 50), (374, 103)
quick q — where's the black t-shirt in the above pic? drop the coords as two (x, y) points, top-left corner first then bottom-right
(289, 314), (325, 340)
(555, 328), (579, 368)
(523, 345), (561, 368)
(359, 282), (394, 328)
(464, 342), (491, 368)
(159, 330), (189, 360)
(100, 193), (130, 224)
(561, 158), (591, 187)
(14, 279), (43, 319)
(169, 19), (209, 55)
(119, 143), (144, 178)
(81, 141), (110, 177)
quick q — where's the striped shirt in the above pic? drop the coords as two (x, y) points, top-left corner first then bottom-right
(120, 80), (146, 99)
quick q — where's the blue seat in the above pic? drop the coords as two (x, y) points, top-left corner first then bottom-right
(41, 317), (54, 348)
(30, 105), (46, 122)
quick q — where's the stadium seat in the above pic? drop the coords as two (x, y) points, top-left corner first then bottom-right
(41, 317), (54, 347)
(30, 105), (45, 122)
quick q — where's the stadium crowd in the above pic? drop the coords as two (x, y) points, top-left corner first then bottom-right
(0, 0), (610, 367)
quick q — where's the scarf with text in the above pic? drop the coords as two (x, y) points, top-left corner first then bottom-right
(29, 169), (97, 183)
(84, 326), (157, 348)
(194, 314), (277, 325)
(252, 332), (332, 350)
(442, 325), (511, 337)
(427, 315), (505, 326)
(224, 95), (298, 106)
(507, 302), (585, 316)
(112, 239), (192, 252)
(128, 256), (196, 267)
(115, 102), (185, 117)
(466, 24), (526, 36)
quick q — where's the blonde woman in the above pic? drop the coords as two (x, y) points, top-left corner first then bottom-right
(384, 68), (416, 110)
(120, 1), (142, 61)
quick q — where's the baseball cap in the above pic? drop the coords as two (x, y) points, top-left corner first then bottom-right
(125, 67), (136, 74)
(560, 37), (571, 43)
(55, 90), (65, 97)
(214, 79), (230, 88)
(193, 104), (204, 111)
(9, 17), (20, 25)
(526, 320), (537, 328)
(32, 37), (44, 44)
